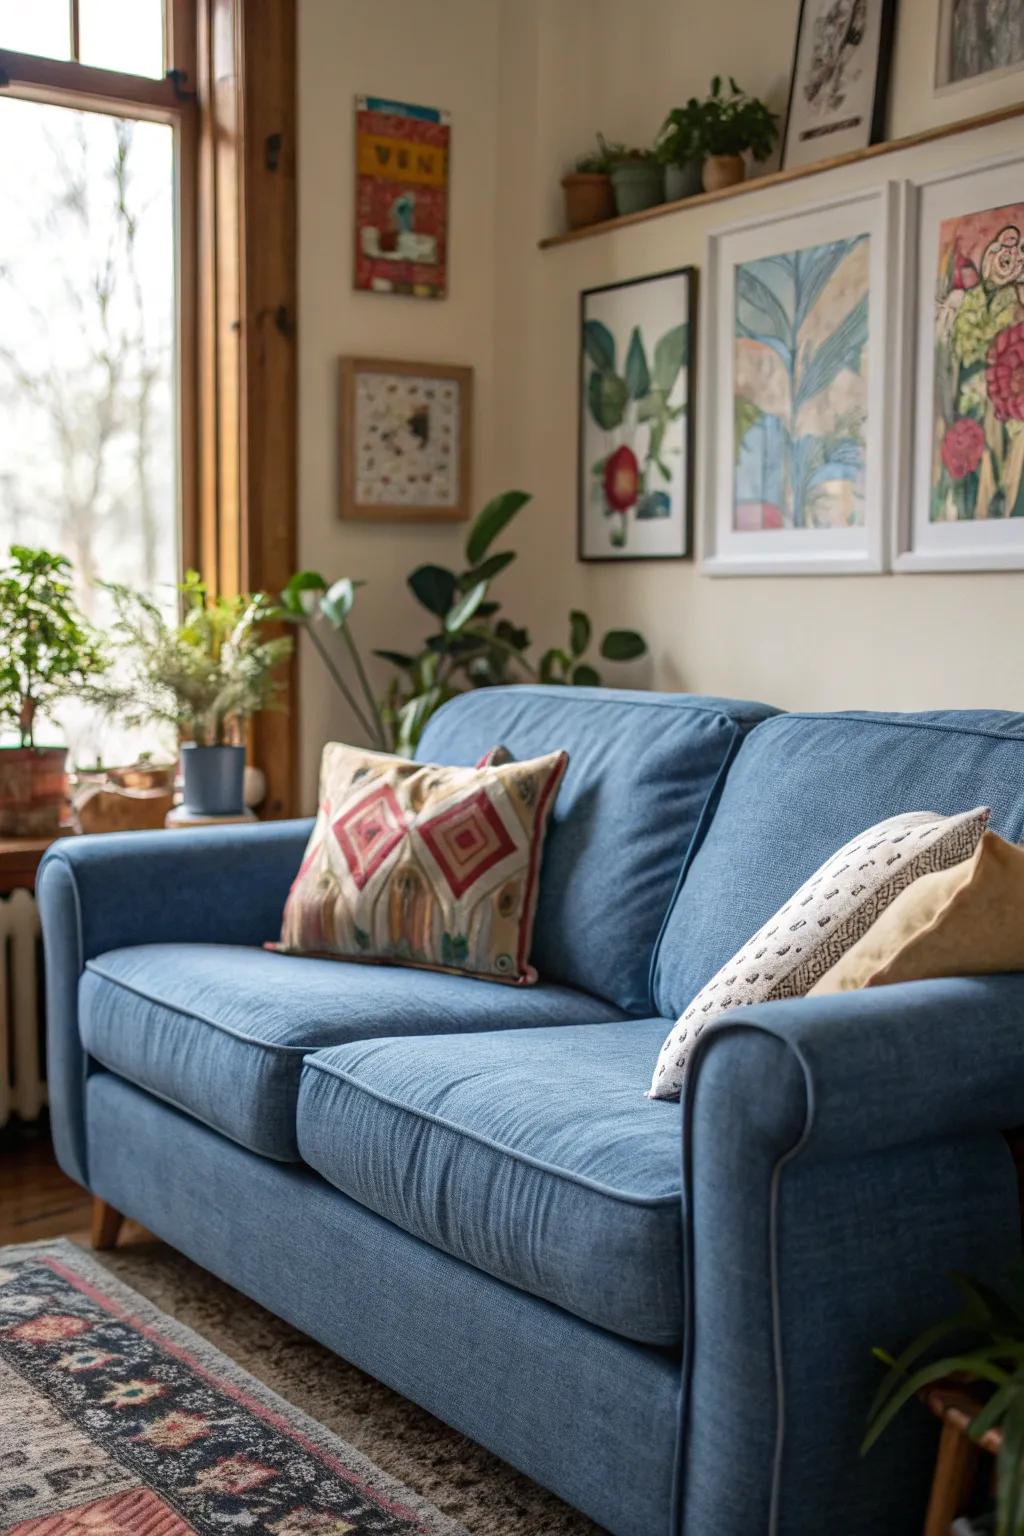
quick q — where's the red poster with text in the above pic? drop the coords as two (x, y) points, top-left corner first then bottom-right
(354, 97), (450, 299)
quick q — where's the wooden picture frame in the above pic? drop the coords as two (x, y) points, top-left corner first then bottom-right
(577, 267), (696, 563)
(782, 0), (897, 171)
(338, 357), (472, 522)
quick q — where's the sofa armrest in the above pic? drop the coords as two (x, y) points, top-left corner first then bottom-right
(38, 819), (312, 1186)
(678, 977), (1024, 1536)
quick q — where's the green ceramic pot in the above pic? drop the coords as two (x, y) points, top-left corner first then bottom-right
(664, 159), (703, 202)
(610, 161), (664, 217)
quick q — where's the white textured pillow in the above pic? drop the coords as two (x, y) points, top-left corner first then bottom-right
(648, 806), (990, 1101)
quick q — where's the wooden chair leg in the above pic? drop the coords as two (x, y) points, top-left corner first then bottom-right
(924, 1420), (980, 1536)
(91, 1198), (125, 1251)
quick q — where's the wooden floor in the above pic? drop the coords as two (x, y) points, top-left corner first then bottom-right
(0, 1130), (146, 1248)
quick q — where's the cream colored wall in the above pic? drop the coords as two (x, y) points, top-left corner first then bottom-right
(297, 0), (500, 802)
(298, 0), (1024, 808)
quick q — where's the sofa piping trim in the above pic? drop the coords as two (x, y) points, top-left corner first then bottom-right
(760, 709), (1024, 746)
(421, 683), (777, 741)
(300, 1055), (682, 1208)
(84, 961), (317, 1054)
(85, 1064), (299, 1164)
(37, 855), (91, 1186)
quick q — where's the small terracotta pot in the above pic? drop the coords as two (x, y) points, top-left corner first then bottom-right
(0, 746), (68, 836)
(561, 172), (615, 231)
(702, 153), (746, 193)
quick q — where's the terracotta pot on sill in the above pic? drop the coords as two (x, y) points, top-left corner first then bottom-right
(561, 172), (615, 231)
(0, 745), (69, 836)
(702, 153), (746, 193)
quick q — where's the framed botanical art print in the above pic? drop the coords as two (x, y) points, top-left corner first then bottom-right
(782, 0), (897, 170)
(338, 357), (472, 522)
(897, 155), (1024, 570)
(578, 267), (695, 562)
(935, 0), (1024, 90)
(702, 184), (900, 575)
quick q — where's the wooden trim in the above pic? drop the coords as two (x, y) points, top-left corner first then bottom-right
(337, 357), (473, 523)
(0, 48), (181, 120)
(69, 0), (81, 64)
(539, 100), (1024, 250)
(237, 0), (298, 817)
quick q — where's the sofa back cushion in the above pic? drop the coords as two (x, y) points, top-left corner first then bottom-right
(417, 686), (777, 1012)
(653, 709), (1024, 1019)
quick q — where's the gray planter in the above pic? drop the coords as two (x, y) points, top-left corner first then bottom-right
(664, 159), (703, 202)
(181, 743), (246, 816)
(610, 162), (664, 217)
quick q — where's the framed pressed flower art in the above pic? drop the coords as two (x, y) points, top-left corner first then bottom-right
(897, 155), (1024, 569)
(577, 268), (695, 562)
(702, 184), (902, 575)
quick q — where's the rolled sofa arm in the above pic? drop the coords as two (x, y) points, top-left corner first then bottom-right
(678, 976), (1024, 1536)
(38, 819), (313, 1186)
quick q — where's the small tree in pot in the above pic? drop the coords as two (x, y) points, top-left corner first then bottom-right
(694, 76), (778, 192)
(0, 546), (107, 835)
(90, 573), (292, 817)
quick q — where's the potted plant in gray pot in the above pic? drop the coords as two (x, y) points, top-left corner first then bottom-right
(90, 573), (292, 818)
(609, 146), (664, 216)
(655, 99), (705, 202)
(0, 546), (107, 835)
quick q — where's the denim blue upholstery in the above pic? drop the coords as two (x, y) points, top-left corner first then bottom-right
(86, 1072), (681, 1536)
(38, 694), (1024, 1536)
(655, 709), (1024, 1017)
(298, 1019), (681, 1344)
(418, 687), (776, 1012)
(79, 944), (625, 1162)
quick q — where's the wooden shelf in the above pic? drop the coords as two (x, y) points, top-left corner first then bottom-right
(539, 101), (1024, 250)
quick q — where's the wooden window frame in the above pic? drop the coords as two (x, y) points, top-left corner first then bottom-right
(0, 0), (298, 817)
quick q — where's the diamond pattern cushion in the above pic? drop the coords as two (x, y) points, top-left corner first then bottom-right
(275, 742), (567, 985)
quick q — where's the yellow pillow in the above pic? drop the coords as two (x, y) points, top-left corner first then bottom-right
(809, 831), (1024, 995)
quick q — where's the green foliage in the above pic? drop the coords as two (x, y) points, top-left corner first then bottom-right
(285, 490), (648, 756)
(654, 99), (705, 167)
(572, 133), (626, 175)
(692, 76), (778, 161)
(864, 1265), (1024, 1535)
(89, 573), (292, 747)
(0, 546), (107, 749)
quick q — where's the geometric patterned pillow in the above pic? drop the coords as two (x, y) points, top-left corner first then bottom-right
(647, 805), (991, 1100)
(272, 741), (568, 986)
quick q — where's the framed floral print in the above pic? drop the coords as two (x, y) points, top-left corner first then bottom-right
(578, 268), (695, 562)
(782, 0), (897, 170)
(702, 184), (901, 575)
(338, 357), (472, 522)
(897, 155), (1024, 570)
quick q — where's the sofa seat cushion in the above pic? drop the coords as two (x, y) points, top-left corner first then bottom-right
(296, 1018), (683, 1345)
(79, 943), (628, 1162)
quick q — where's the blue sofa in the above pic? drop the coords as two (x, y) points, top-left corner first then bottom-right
(38, 687), (1024, 1536)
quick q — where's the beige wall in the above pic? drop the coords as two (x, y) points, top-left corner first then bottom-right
(298, 0), (1024, 807)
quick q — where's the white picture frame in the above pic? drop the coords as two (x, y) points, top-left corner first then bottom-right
(934, 0), (1024, 93)
(896, 153), (1024, 572)
(701, 183), (902, 577)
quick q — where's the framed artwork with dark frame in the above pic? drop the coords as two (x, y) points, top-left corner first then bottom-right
(782, 0), (897, 170)
(577, 267), (696, 563)
(338, 357), (472, 523)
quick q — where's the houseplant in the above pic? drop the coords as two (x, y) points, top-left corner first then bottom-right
(694, 75), (778, 192)
(91, 573), (292, 816)
(277, 489), (647, 756)
(863, 1266), (1024, 1534)
(0, 545), (107, 835)
(609, 146), (664, 217)
(655, 99), (705, 202)
(561, 135), (620, 230)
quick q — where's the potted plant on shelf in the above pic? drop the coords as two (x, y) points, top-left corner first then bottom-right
(561, 134), (621, 231)
(609, 145), (665, 217)
(90, 573), (292, 818)
(694, 75), (778, 192)
(277, 490), (647, 757)
(655, 98), (705, 202)
(0, 546), (107, 836)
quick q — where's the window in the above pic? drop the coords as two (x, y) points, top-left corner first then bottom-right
(0, 1), (195, 767)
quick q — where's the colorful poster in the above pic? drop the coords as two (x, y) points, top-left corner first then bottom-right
(354, 96), (449, 299)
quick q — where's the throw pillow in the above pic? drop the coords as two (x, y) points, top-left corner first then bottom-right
(274, 741), (568, 985)
(810, 830), (1024, 995)
(648, 806), (990, 1100)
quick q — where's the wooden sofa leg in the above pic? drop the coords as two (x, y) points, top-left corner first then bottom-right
(91, 1198), (125, 1251)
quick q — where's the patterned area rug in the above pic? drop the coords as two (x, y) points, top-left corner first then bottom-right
(0, 1240), (469, 1536)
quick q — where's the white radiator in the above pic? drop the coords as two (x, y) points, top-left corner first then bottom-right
(0, 889), (45, 1128)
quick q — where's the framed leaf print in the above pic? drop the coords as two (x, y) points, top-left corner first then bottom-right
(897, 155), (1024, 570)
(702, 184), (900, 575)
(577, 268), (695, 562)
